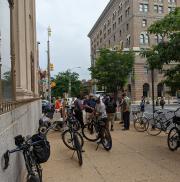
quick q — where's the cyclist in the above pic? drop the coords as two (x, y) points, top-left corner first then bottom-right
(95, 97), (108, 129)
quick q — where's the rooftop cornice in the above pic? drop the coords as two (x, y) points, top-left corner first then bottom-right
(88, 0), (115, 38)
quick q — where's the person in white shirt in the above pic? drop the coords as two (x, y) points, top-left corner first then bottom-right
(95, 97), (108, 128)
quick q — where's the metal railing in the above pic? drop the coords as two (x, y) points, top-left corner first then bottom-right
(0, 98), (41, 115)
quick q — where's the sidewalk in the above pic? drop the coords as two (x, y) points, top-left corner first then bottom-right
(42, 123), (180, 182)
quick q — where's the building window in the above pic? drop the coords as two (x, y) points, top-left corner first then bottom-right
(112, 22), (116, 30)
(112, 11), (117, 21)
(140, 33), (149, 44)
(154, 5), (164, 13)
(108, 28), (111, 35)
(168, 7), (175, 12)
(126, 24), (129, 31)
(159, 6), (163, 13)
(103, 23), (106, 31)
(113, 35), (116, 42)
(0, 0), (13, 101)
(104, 33), (106, 39)
(100, 30), (102, 36)
(140, 3), (149, 12)
(108, 40), (111, 46)
(120, 30), (122, 37)
(125, 7), (130, 17)
(142, 19), (147, 27)
(126, 36), (131, 47)
(155, 34), (163, 44)
(154, 5), (158, 13)
(168, 0), (176, 4)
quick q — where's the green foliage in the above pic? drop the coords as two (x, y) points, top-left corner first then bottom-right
(141, 7), (180, 90)
(89, 49), (134, 93)
(51, 70), (82, 98)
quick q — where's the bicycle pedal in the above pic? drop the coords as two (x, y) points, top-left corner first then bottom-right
(81, 150), (85, 153)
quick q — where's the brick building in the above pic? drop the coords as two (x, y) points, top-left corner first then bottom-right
(88, 0), (179, 101)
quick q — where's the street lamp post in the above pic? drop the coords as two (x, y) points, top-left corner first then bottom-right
(68, 67), (81, 98)
(47, 26), (51, 104)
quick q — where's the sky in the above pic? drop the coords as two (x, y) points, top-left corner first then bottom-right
(36, 0), (110, 80)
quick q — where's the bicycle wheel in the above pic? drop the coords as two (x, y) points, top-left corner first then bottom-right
(167, 127), (180, 151)
(134, 117), (147, 132)
(74, 134), (83, 166)
(145, 118), (162, 136)
(101, 128), (112, 151)
(25, 155), (42, 182)
(62, 130), (84, 150)
(82, 123), (99, 142)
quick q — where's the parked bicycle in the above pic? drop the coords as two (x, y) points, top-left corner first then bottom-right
(2, 132), (50, 182)
(38, 110), (64, 133)
(167, 107), (180, 151)
(133, 110), (148, 132)
(145, 109), (176, 136)
(82, 113), (112, 151)
(62, 108), (84, 166)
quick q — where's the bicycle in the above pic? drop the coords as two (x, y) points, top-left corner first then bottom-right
(167, 107), (180, 151)
(62, 108), (84, 166)
(132, 110), (148, 132)
(2, 133), (50, 182)
(38, 109), (64, 133)
(145, 109), (177, 136)
(82, 114), (112, 151)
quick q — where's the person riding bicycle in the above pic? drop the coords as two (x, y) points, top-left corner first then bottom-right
(95, 97), (108, 129)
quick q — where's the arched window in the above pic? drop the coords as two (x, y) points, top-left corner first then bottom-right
(157, 83), (164, 97)
(143, 83), (150, 97)
(140, 32), (149, 45)
(140, 34), (144, 44)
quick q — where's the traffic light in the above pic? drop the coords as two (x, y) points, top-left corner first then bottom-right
(51, 82), (56, 88)
(50, 63), (54, 71)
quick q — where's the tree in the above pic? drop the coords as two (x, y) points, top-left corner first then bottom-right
(141, 8), (180, 91)
(51, 70), (82, 98)
(89, 49), (134, 93)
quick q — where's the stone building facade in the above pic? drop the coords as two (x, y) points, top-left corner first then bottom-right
(88, 0), (180, 101)
(0, 0), (41, 181)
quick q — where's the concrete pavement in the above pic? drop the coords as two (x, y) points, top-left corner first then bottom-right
(42, 122), (180, 182)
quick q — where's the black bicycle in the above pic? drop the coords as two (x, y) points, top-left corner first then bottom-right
(82, 114), (112, 151)
(62, 108), (84, 166)
(2, 133), (50, 182)
(167, 108), (180, 151)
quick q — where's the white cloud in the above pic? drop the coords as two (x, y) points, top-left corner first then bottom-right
(36, 0), (109, 80)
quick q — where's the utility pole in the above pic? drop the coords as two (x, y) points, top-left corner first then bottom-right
(47, 26), (51, 104)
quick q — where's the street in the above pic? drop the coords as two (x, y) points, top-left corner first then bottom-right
(42, 122), (180, 182)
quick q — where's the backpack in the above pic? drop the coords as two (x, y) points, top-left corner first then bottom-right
(106, 100), (116, 113)
(32, 134), (50, 164)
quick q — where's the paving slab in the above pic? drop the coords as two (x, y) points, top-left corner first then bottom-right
(42, 123), (180, 182)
